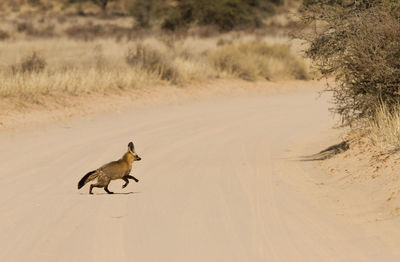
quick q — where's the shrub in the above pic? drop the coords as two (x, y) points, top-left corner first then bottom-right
(211, 45), (258, 80)
(67, 0), (113, 11)
(129, 0), (156, 28)
(0, 30), (10, 40)
(130, 0), (282, 31)
(16, 22), (55, 37)
(28, 0), (42, 6)
(17, 22), (33, 33)
(65, 23), (105, 40)
(161, 9), (190, 31)
(91, 0), (112, 11)
(64, 23), (134, 41)
(11, 52), (47, 74)
(298, 0), (400, 126)
(162, 0), (275, 31)
(125, 44), (179, 82)
(20, 52), (47, 73)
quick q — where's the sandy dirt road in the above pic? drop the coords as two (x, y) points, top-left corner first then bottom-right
(0, 88), (399, 261)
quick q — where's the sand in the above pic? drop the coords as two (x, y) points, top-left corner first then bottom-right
(1, 82), (399, 261)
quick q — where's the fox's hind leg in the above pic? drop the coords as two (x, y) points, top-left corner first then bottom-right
(104, 184), (114, 194)
(101, 176), (113, 194)
(90, 172), (111, 194)
(89, 183), (103, 194)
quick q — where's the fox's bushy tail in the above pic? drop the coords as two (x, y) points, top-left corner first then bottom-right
(78, 170), (98, 189)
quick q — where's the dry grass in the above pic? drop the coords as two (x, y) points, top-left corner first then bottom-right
(0, 3), (311, 110)
(210, 43), (309, 81)
(368, 104), (400, 152)
(0, 67), (153, 99)
(126, 44), (180, 83)
(0, 33), (309, 108)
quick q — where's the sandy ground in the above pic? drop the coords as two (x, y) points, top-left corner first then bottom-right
(311, 134), (400, 254)
(1, 81), (400, 261)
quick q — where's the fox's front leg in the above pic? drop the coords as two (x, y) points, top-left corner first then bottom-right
(122, 175), (139, 188)
(127, 175), (139, 183)
(122, 177), (129, 188)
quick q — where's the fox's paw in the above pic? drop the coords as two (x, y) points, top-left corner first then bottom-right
(122, 184), (127, 188)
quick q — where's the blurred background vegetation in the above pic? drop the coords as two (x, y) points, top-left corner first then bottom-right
(0, 0), (308, 108)
(0, 0), (301, 40)
(1, 0), (292, 30)
(129, 0), (285, 30)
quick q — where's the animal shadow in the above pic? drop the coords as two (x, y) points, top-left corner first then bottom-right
(300, 141), (349, 161)
(80, 191), (140, 195)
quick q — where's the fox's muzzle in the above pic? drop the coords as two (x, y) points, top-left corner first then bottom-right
(136, 156), (142, 161)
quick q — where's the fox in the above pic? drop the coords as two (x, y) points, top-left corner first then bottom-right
(78, 142), (142, 194)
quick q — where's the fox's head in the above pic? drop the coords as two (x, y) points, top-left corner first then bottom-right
(127, 142), (141, 161)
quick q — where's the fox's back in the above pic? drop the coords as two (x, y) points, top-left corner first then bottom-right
(100, 159), (130, 179)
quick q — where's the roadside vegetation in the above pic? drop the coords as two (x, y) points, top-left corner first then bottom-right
(0, 37), (309, 105)
(298, 0), (400, 152)
(0, 0), (309, 108)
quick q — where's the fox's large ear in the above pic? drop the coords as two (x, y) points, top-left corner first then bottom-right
(128, 142), (135, 152)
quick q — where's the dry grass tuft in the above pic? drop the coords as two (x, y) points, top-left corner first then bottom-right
(211, 45), (259, 80)
(369, 104), (400, 152)
(0, 29), (10, 40)
(11, 51), (47, 74)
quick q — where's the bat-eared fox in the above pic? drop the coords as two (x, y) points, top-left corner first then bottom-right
(78, 142), (141, 194)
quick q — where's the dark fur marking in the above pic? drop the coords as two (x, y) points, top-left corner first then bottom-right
(78, 170), (96, 189)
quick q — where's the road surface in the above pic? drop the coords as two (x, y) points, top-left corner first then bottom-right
(0, 88), (398, 261)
